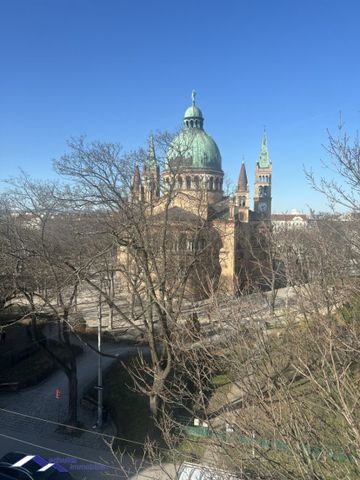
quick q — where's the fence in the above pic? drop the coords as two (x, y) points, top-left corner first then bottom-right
(180, 420), (354, 463)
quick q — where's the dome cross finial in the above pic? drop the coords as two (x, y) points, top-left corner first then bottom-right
(192, 89), (196, 106)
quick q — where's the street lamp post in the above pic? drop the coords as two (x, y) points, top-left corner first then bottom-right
(96, 296), (103, 428)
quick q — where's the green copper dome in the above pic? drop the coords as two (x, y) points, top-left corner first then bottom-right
(168, 129), (222, 171)
(167, 91), (222, 172)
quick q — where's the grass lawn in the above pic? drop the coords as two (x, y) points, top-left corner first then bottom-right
(89, 358), (151, 451)
(94, 359), (210, 459)
(210, 373), (232, 387)
(176, 434), (208, 462)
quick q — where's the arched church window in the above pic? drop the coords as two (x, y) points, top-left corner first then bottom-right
(190, 120), (194, 128)
(186, 238), (194, 251)
(214, 178), (219, 191)
(179, 234), (186, 250)
(194, 176), (200, 189)
(209, 177), (214, 191)
(197, 238), (206, 250)
(186, 177), (191, 190)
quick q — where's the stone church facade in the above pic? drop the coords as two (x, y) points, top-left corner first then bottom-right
(128, 92), (272, 297)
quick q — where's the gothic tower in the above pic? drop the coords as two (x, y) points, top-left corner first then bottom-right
(130, 164), (143, 202)
(235, 161), (249, 222)
(143, 135), (160, 202)
(254, 130), (272, 220)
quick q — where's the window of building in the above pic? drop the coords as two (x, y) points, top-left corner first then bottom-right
(186, 239), (195, 251)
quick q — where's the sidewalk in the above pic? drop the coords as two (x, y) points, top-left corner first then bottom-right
(0, 337), (145, 478)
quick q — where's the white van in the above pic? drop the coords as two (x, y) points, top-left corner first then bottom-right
(177, 462), (241, 480)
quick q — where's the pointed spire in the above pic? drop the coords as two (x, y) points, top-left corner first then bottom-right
(258, 128), (271, 168)
(148, 135), (157, 169)
(144, 135), (160, 200)
(132, 164), (141, 191)
(237, 161), (248, 192)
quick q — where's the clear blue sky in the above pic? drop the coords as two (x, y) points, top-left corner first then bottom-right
(1, 0), (359, 212)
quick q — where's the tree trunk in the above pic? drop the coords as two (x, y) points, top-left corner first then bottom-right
(148, 392), (162, 440)
(149, 393), (159, 420)
(57, 317), (62, 342)
(62, 312), (78, 425)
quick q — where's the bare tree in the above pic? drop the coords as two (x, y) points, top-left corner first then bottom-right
(155, 120), (360, 475)
(155, 244), (360, 479)
(152, 126), (360, 479)
(50, 135), (222, 425)
(0, 177), (95, 424)
(240, 222), (287, 314)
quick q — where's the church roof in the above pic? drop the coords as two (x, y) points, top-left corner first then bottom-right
(151, 206), (203, 223)
(168, 129), (222, 171)
(208, 197), (231, 220)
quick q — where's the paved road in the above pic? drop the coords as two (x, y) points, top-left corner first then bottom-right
(0, 337), (146, 479)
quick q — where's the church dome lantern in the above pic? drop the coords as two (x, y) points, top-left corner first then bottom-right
(183, 91), (204, 129)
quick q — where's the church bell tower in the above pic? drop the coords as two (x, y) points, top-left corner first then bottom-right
(235, 161), (249, 222)
(254, 129), (272, 221)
